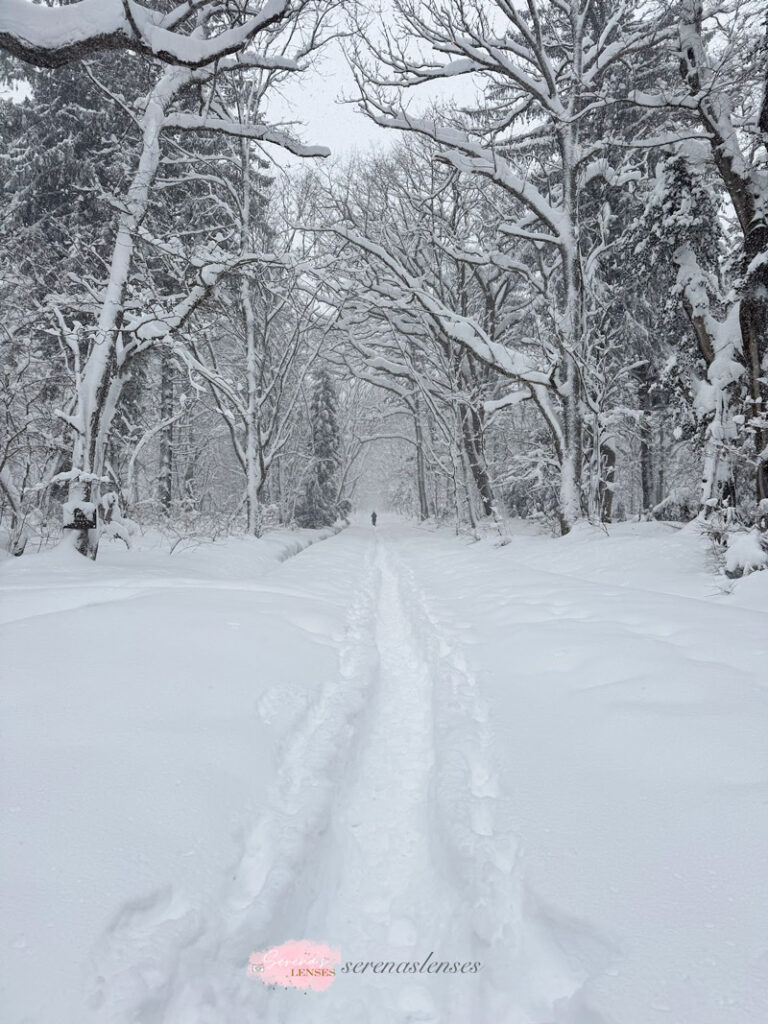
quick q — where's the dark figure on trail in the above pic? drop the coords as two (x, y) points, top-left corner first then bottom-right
(371, 511), (377, 527)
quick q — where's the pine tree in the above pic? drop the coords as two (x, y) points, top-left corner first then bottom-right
(296, 370), (341, 528)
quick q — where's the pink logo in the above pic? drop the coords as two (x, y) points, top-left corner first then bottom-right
(248, 940), (341, 991)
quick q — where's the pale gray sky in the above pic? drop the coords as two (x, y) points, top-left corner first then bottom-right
(267, 38), (389, 160)
(266, 28), (481, 165)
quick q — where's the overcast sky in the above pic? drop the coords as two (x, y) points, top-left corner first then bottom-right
(265, 25), (481, 166)
(267, 38), (388, 161)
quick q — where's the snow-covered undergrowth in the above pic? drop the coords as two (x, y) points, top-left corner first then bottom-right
(0, 524), (345, 625)
(1, 519), (766, 1024)
(475, 516), (768, 608)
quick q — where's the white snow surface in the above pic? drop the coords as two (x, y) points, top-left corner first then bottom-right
(1, 519), (767, 1023)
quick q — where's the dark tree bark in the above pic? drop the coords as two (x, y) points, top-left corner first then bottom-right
(638, 377), (654, 513)
(599, 441), (617, 523)
(157, 348), (174, 511)
(460, 404), (495, 517)
(413, 397), (430, 521)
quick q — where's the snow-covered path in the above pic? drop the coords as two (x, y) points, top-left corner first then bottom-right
(288, 543), (569, 1024)
(1, 521), (767, 1024)
(300, 544), (464, 1024)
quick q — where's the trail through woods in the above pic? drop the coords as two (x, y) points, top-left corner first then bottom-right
(1, 521), (767, 1023)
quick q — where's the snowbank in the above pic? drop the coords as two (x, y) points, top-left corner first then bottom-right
(0, 524), (344, 625)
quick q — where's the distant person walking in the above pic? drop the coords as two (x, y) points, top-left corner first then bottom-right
(371, 511), (377, 527)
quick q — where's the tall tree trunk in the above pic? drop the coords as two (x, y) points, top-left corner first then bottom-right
(459, 443), (479, 535)
(243, 275), (263, 538)
(740, 237), (768, 502)
(413, 396), (429, 521)
(558, 363), (584, 534)
(65, 66), (189, 558)
(656, 415), (666, 509)
(680, 1), (768, 503)
(639, 376), (653, 512)
(157, 348), (174, 511)
(460, 403), (495, 516)
(599, 440), (616, 523)
(240, 137), (264, 537)
(676, 248), (738, 513)
(556, 112), (586, 534)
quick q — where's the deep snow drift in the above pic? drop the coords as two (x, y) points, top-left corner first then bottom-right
(1, 519), (766, 1023)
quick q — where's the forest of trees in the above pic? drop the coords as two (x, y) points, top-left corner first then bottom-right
(1, 0), (767, 564)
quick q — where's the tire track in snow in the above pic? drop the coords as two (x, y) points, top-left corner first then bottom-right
(87, 542), (381, 1023)
(388, 542), (615, 1024)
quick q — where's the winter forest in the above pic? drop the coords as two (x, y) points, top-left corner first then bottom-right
(1, 3), (768, 1024)
(0, 0), (766, 557)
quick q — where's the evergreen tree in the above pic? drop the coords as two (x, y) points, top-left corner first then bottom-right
(296, 370), (342, 528)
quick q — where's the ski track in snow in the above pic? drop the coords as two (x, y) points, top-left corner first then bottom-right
(86, 535), (609, 1024)
(374, 544), (611, 1024)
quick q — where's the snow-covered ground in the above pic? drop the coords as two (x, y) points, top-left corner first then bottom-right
(1, 519), (766, 1023)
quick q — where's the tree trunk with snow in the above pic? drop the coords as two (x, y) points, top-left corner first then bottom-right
(460, 403), (495, 517)
(240, 140), (264, 538)
(413, 395), (430, 521)
(679, 0), (768, 503)
(157, 348), (174, 511)
(65, 67), (189, 558)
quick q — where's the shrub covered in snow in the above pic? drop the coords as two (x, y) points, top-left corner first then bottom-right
(724, 528), (768, 579)
(651, 487), (697, 523)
